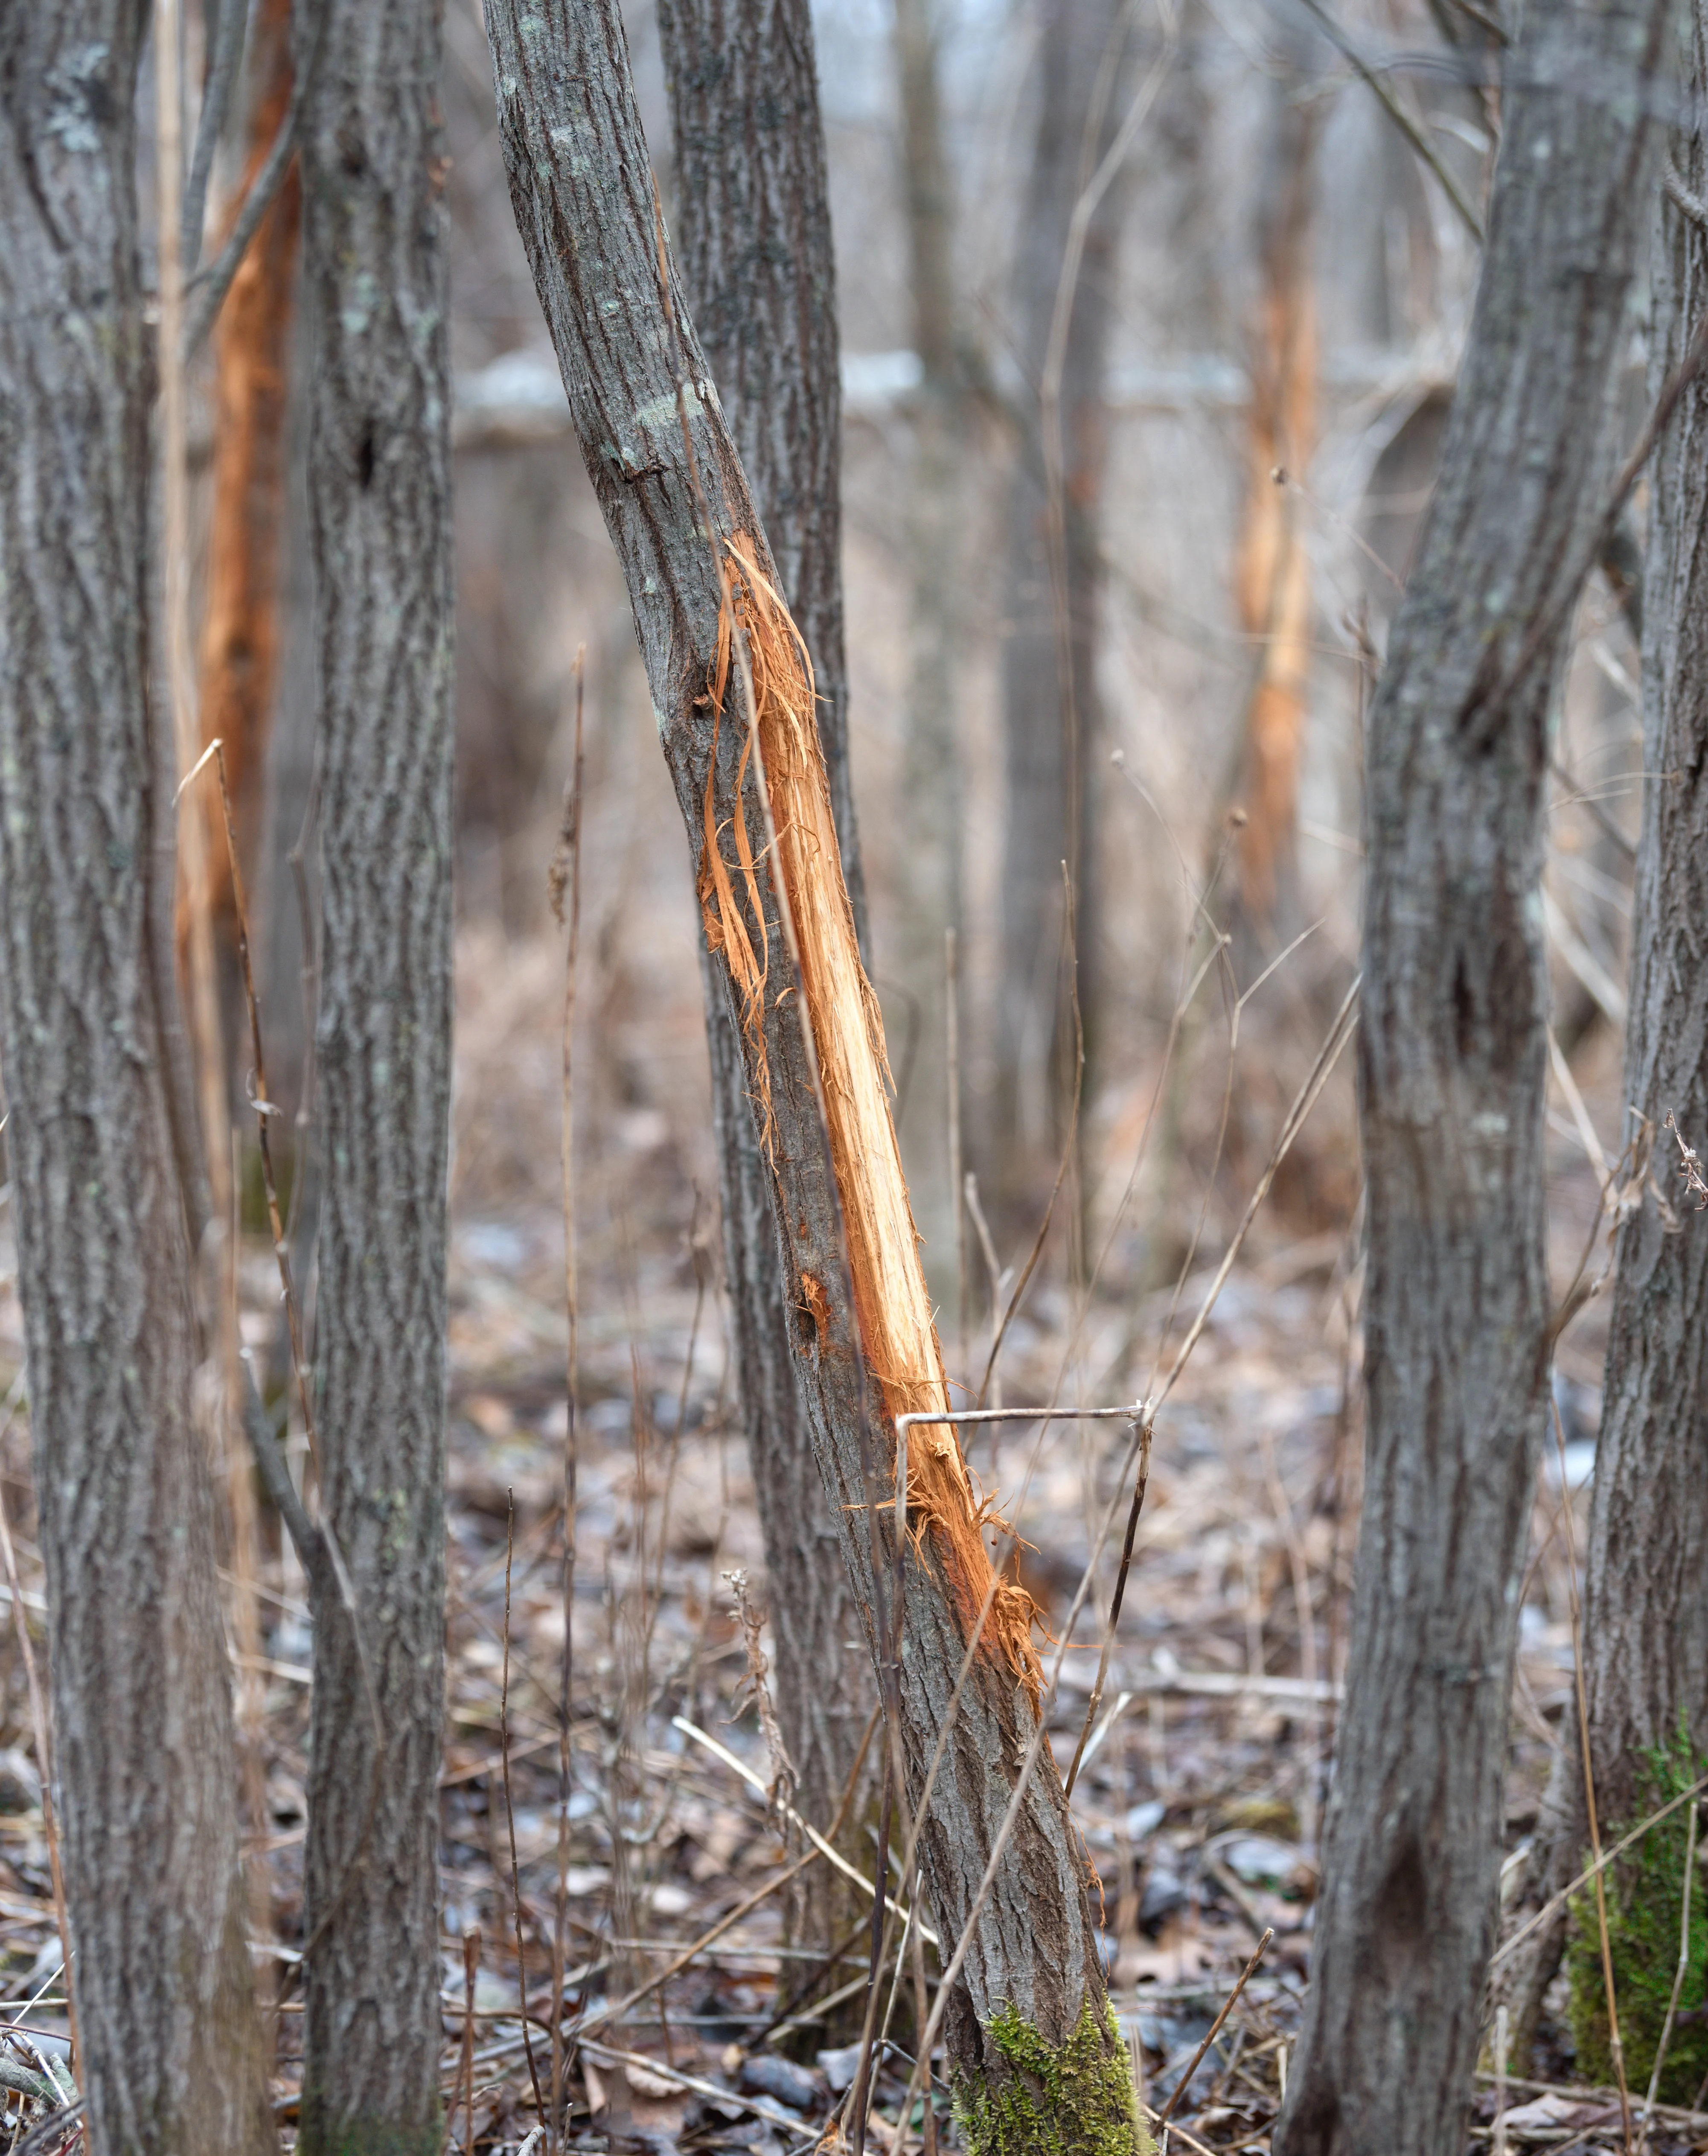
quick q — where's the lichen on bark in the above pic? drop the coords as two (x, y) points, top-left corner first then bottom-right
(952, 1998), (1155, 2156)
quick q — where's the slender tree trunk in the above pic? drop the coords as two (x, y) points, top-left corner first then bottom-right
(297, 0), (455, 2144)
(655, 0), (879, 1957)
(1231, 49), (1317, 946)
(1273, 3), (1666, 2151)
(486, 5), (1143, 2139)
(889, 0), (964, 1290)
(0, 9), (274, 2150)
(191, 0), (299, 973)
(1502, 0), (1708, 2057)
(994, 0), (1128, 1206)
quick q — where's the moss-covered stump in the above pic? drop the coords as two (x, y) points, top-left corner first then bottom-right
(952, 1998), (1157, 2156)
(1567, 1725), (1708, 2105)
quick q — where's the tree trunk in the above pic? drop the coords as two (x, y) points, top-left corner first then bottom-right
(655, 0), (879, 1958)
(1273, 2), (1666, 2151)
(888, 0), (964, 1293)
(297, 0), (455, 2144)
(994, 0), (1128, 1207)
(1502, 0), (1708, 2060)
(0, 8), (274, 2150)
(1231, 47), (1317, 945)
(190, 0), (299, 986)
(485, 4), (1143, 2139)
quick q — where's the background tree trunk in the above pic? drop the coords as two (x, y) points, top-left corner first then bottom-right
(190, 0), (299, 1008)
(0, 7), (275, 2149)
(993, 0), (1129, 1211)
(1274, 2), (1666, 2150)
(297, 0), (456, 2143)
(655, 0), (879, 1958)
(888, 0), (965, 1292)
(1502, 0), (1708, 2057)
(1230, 43), (1317, 950)
(486, 4), (1143, 2138)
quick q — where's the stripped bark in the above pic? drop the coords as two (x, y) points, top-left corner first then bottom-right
(1232, 48), (1317, 938)
(297, 0), (456, 2145)
(655, 0), (878, 1962)
(1273, 1), (1667, 2150)
(1502, 0), (1708, 2055)
(485, 2), (1141, 2135)
(192, 0), (300, 959)
(0, 7), (274, 2149)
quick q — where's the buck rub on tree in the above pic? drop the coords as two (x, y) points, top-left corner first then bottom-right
(0, 5), (275, 2150)
(296, 0), (456, 2146)
(486, 2), (1145, 2143)
(1272, 0), (1669, 2150)
(655, 0), (879, 1970)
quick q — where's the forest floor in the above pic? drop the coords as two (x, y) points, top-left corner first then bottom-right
(0, 928), (1689, 2155)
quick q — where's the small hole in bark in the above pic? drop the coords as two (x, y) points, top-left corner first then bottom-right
(356, 421), (377, 489)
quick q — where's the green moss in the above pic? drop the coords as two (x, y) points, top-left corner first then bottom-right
(1567, 1722), (1708, 2106)
(953, 1996), (1156, 2156)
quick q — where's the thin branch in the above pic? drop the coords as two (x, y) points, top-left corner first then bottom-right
(183, 0), (327, 357)
(1158, 1929), (1274, 2124)
(183, 0), (249, 271)
(1294, 0), (1486, 242)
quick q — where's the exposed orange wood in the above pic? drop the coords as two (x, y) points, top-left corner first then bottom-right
(703, 539), (1043, 1695)
(188, 0), (300, 945)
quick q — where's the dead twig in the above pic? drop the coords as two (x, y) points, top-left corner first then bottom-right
(1158, 1927), (1274, 2125)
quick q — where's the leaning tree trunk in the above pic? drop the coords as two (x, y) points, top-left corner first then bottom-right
(1273, 0), (1667, 2151)
(486, 3), (1144, 2142)
(993, 0), (1129, 1211)
(1502, 0), (1708, 2060)
(0, 7), (274, 2150)
(297, 0), (455, 2146)
(655, 0), (879, 1962)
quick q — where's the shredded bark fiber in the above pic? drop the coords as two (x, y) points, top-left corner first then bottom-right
(699, 536), (1042, 1699)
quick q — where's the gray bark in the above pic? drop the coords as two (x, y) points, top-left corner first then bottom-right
(1504, 0), (1708, 2047)
(485, 0), (1134, 2127)
(297, 0), (456, 2145)
(655, 0), (878, 1957)
(992, 0), (1129, 1205)
(1274, 4), (1667, 2152)
(0, 8), (274, 2151)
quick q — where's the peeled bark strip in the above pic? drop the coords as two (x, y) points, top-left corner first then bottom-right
(656, 0), (878, 1961)
(297, 0), (455, 2145)
(193, 0), (300, 946)
(1506, 0), (1708, 2050)
(1273, 2), (1666, 2151)
(485, 3), (1138, 2134)
(0, 9), (274, 2150)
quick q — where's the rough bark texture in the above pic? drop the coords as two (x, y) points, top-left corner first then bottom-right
(1273, 4), (1666, 2152)
(993, 0), (1128, 1198)
(193, 0), (300, 955)
(0, 8), (275, 2150)
(297, 0), (456, 2144)
(1504, 0), (1708, 2046)
(655, 0), (877, 1958)
(485, 4), (1137, 2134)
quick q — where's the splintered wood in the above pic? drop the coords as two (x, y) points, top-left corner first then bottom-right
(700, 535), (1042, 1698)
